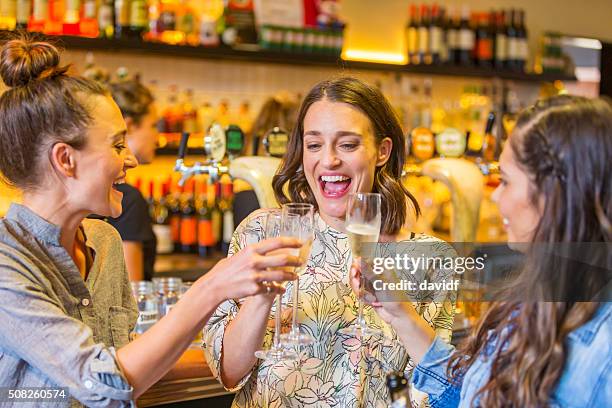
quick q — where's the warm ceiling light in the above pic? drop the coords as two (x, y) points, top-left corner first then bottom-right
(343, 49), (407, 64)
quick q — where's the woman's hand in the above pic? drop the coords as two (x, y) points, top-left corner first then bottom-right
(349, 261), (436, 363)
(206, 237), (302, 302)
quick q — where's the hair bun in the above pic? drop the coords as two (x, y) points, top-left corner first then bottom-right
(0, 36), (67, 87)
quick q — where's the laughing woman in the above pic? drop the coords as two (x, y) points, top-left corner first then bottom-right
(0, 35), (301, 407)
(203, 77), (457, 407)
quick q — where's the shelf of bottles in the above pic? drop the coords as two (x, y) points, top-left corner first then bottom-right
(0, 1), (574, 82)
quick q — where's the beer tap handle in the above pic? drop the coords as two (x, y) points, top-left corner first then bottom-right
(178, 132), (190, 160)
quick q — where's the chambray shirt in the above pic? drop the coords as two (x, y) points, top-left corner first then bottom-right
(0, 204), (138, 407)
(413, 302), (612, 407)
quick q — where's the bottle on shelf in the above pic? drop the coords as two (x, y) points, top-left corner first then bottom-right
(475, 12), (493, 68)
(219, 181), (234, 254)
(177, 0), (198, 45)
(43, 0), (63, 35)
(98, 0), (114, 39)
(0, 0), (17, 30)
(482, 111), (497, 162)
(79, 0), (99, 38)
(163, 85), (183, 134)
(159, 0), (184, 45)
(114, 0), (130, 39)
(446, 6), (459, 65)
(179, 178), (197, 254)
(153, 180), (173, 255)
(167, 178), (183, 253)
(506, 9), (518, 71)
(209, 181), (221, 252)
(15, 0), (30, 30)
(146, 0), (161, 41)
(62, 0), (80, 35)
(494, 10), (507, 70)
(439, 6), (450, 65)
(405, 4), (418, 66)
(182, 88), (199, 134)
(429, 4), (442, 65)
(516, 9), (528, 72)
(129, 0), (148, 39)
(417, 4), (429, 65)
(196, 179), (214, 257)
(146, 179), (156, 221)
(457, 6), (474, 66)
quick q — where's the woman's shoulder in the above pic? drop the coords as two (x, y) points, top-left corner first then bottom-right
(82, 218), (123, 253)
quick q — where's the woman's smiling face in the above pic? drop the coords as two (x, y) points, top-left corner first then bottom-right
(302, 99), (391, 229)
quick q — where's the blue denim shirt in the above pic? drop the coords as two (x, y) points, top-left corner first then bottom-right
(412, 303), (612, 407)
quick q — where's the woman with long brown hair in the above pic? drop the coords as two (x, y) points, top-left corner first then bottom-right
(203, 77), (457, 407)
(351, 95), (612, 407)
(0, 34), (301, 407)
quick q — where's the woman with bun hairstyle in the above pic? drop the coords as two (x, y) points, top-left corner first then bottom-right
(0, 34), (301, 407)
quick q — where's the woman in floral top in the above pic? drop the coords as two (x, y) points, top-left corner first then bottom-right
(203, 77), (456, 407)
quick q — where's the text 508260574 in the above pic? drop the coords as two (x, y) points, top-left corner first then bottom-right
(0, 387), (69, 402)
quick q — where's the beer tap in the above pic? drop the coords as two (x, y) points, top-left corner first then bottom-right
(174, 123), (240, 186)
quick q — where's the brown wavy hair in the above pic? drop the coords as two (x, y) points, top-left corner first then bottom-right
(448, 95), (612, 406)
(108, 75), (154, 126)
(0, 32), (108, 190)
(272, 77), (419, 235)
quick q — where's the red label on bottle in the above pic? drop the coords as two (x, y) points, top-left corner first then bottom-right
(170, 215), (181, 243)
(478, 39), (493, 60)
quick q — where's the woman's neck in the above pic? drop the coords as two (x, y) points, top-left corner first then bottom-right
(318, 211), (346, 233)
(22, 192), (87, 258)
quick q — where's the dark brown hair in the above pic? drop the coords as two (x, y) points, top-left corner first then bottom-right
(272, 77), (419, 235)
(248, 94), (298, 156)
(108, 75), (154, 126)
(449, 95), (612, 407)
(0, 33), (108, 190)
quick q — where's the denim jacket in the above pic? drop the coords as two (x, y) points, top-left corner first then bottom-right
(412, 303), (612, 407)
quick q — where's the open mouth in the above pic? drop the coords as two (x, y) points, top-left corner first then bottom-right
(112, 175), (126, 192)
(318, 174), (352, 198)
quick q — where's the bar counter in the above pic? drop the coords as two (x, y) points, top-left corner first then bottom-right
(138, 348), (233, 407)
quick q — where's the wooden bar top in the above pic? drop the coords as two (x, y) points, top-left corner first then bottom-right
(138, 347), (232, 407)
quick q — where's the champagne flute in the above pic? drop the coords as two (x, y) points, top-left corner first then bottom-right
(339, 193), (382, 337)
(254, 212), (299, 362)
(279, 203), (315, 347)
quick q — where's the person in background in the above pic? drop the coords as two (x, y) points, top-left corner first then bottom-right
(0, 34), (301, 407)
(203, 77), (457, 407)
(350, 95), (612, 407)
(107, 74), (158, 281)
(232, 92), (300, 230)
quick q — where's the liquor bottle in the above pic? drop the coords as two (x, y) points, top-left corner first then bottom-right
(417, 4), (429, 65)
(482, 111), (497, 162)
(475, 13), (493, 68)
(114, 0), (130, 38)
(79, 0), (99, 37)
(220, 182), (234, 254)
(44, 0), (63, 35)
(516, 9), (528, 72)
(446, 5), (458, 65)
(196, 181), (213, 257)
(386, 372), (410, 407)
(0, 0), (17, 30)
(146, 0), (161, 41)
(163, 85), (183, 133)
(494, 10), (507, 70)
(153, 180), (173, 255)
(62, 0), (81, 35)
(209, 181), (221, 252)
(28, 0), (46, 32)
(159, 0), (183, 45)
(182, 89), (198, 134)
(429, 4), (442, 65)
(457, 6), (474, 66)
(167, 178), (182, 253)
(15, 0), (30, 30)
(506, 9), (518, 71)
(439, 6), (450, 65)
(177, 0), (197, 45)
(129, 0), (148, 38)
(405, 4), (418, 65)
(98, 0), (114, 39)
(179, 178), (197, 254)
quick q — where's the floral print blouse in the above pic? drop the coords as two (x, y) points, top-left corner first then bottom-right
(203, 209), (456, 408)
